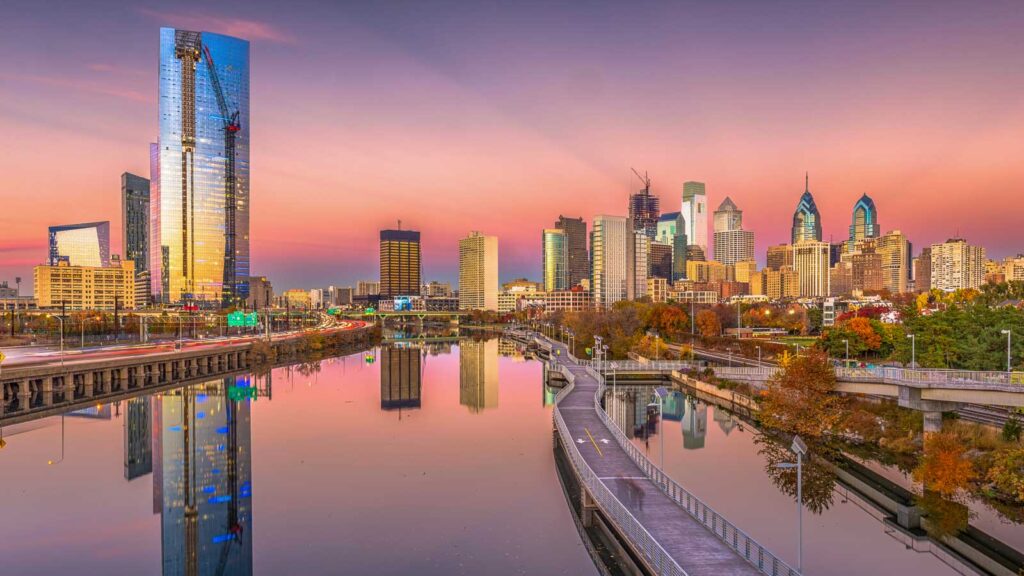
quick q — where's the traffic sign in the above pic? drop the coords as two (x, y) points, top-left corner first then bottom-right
(0, 350), (6, 364)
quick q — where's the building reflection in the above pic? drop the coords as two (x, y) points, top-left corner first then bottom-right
(380, 346), (422, 411)
(681, 397), (707, 450)
(459, 339), (499, 412)
(125, 397), (153, 481)
(154, 377), (254, 576)
(712, 406), (737, 436)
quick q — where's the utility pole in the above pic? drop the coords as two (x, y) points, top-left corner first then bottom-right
(114, 293), (120, 342)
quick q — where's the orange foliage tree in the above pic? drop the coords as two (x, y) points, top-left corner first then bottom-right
(912, 432), (976, 498)
(760, 351), (846, 438)
(845, 317), (882, 351)
(695, 309), (721, 338)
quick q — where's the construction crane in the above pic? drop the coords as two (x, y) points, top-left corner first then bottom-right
(631, 167), (651, 193)
(202, 44), (242, 307)
(175, 31), (202, 298)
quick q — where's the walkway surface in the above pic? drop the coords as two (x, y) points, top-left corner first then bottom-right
(548, 338), (765, 576)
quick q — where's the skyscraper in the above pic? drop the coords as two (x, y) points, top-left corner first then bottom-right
(591, 215), (628, 307)
(793, 240), (831, 297)
(656, 211), (681, 244)
(930, 238), (985, 291)
(555, 216), (588, 288)
(627, 228), (649, 300)
(49, 221), (110, 267)
(849, 194), (879, 249)
(542, 228), (567, 292)
(152, 28), (250, 306)
(628, 179), (660, 239)
(379, 228), (421, 297)
(459, 231), (498, 311)
(121, 173), (150, 276)
(712, 197), (755, 265)
(791, 174), (822, 244)
(681, 181), (708, 253)
(672, 213), (688, 282)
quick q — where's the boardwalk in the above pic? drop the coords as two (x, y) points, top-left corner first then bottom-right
(547, 337), (796, 576)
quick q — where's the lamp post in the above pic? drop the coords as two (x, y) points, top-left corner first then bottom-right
(50, 314), (65, 368)
(1001, 329), (1012, 373)
(842, 339), (849, 366)
(736, 301), (742, 339)
(775, 435), (807, 572)
(756, 345), (762, 365)
(907, 333), (916, 368)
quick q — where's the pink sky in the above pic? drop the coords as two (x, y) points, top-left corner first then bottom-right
(1, 1), (1023, 291)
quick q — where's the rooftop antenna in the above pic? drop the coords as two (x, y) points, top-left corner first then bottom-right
(397, 219), (402, 231)
(805, 171), (809, 193)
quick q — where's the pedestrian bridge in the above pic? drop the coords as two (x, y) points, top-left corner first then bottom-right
(548, 337), (797, 576)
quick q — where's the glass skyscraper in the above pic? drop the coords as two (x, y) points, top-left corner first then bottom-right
(848, 193), (879, 250)
(152, 28), (250, 306)
(791, 174), (823, 244)
(121, 172), (150, 275)
(48, 221), (111, 267)
(542, 228), (567, 292)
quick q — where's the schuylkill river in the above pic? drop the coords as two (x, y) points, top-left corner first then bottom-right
(1, 337), (1022, 575)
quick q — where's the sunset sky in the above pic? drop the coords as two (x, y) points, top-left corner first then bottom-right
(2, 0), (1022, 291)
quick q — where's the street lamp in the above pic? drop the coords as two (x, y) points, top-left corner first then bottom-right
(48, 314), (65, 368)
(907, 333), (916, 368)
(1001, 329), (1012, 373)
(756, 345), (762, 365)
(774, 434), (807, 572)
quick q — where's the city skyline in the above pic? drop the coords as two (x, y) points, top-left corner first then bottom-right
(3, 1), (1024, 290)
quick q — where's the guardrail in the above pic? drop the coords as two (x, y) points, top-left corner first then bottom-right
(552, 366), (690, 576)
(593, 377), (799, 576)
(835, 366), (1024, 387)
(585, 360), (695, 372)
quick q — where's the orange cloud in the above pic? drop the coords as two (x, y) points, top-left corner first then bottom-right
(138, 8), (297, 44)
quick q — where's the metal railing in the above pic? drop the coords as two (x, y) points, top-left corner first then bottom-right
(585, 360), (694, 372)
(835, 366), (1024, 387)
(552, 369), (690, 576)
(593, 377), (799, 576)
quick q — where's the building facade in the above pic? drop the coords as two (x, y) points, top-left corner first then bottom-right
(555, 216), (589, 289)
(34, 258), (135, 310)
(628, 185), (660, 239)
(712, 197), (755, 265)
(459, 231), (498, 311)
(930, 239), (985, 291)
(648, 242), (673, 280)
(379, 228), (421, 297)
(152, 28), (250, 306)
(246, 276), (274, 309)
(681, 181), (708, 253)
(542, 228), (567, 292)
(849, 194), (879, 250)
(791, 175), (822, 244)
(49, 221), (111, 268)
(793, 240), (830, 297)
(121, 173), (150, 276)
(591, 215), (628, 307)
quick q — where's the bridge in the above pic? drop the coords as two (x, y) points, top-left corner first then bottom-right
(0, 322), (377, 424)
(542, 334), (797, 576)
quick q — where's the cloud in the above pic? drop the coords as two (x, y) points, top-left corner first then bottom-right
(138, 8), (297, 44)
(0, 73), (148, 103)
(87, 63), (146, 77)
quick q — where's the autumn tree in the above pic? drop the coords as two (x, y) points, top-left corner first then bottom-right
(912, 432), (976, 498)
(695, 309), (721, 338)
(987, 446), (1024, 503)
(760, 351), (846, 437)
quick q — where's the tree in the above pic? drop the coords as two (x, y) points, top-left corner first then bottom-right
(695, 309), (721, 338)
(912, 432), (976, 498)
(846, 317), (882, 351)
(643, 304), (689, 341)
(987, 446), (1024, 503)
(760, 351), (846, 437)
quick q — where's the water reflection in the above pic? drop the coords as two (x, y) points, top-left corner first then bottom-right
(125, 397), (153, 480)
(156, 377), (254, 576)
(459, 339), (498, 412)
(380, 346), (422, 412)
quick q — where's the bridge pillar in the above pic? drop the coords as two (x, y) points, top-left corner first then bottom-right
(83, 372), (94, 397)
(17, 379), (31, 408)
(898, 385), (960, 434)
(581, 488), (598, 528)
(119, 367), (129, 389)
(923, 411), (943, 434)
(41, 376), (53, 406)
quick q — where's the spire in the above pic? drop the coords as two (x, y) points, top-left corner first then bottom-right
(805, 171), (809, 193)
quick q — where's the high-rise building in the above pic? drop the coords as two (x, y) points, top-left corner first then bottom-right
(381, 346), (421, 411)
(656, 212), (681, 244)
(850, 246), (884, 294)
(246, 276), (273, 309)
(849, 194), (879, 250)
(542, 228), (567, 292)
(591, 215), (628, 307)
(34, 257), (135, 310)
(750, 267), (800, 300)
(152, 28), (250, 307)
(379, 228), (421, 297)
(627, 229), (649, 300)
(1003, 256), (1024, 282)
(681, 181), (708, 253)
(830, 261), (853, 297)
(876, 230), (911, 294)
(49, 221), (111, 267)
(459, 231), (498, 311)
(712, 197), (755, 265)
(628, 180), (660, 239)
(648, 242), (673, 280)
(686, 260), (727, 283)
(793, 240), (830, 297)
(555, 216), (589, 288)
(913, 248), (932, 293)
(672, 213), (688, 282)
(930, 239), (985, 291)
(766, 244), (793, 271)
(121, 173), (150, 274)
(356, 280), (380, 296)
(459, 339), (498, 412)
(791, 175), (823, 244)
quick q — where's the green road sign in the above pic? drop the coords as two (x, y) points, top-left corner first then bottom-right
(227, 311), (259, 328)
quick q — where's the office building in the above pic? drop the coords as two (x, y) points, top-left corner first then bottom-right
(542, 228), (568, 292)
(849, 194), (879, 250)
(750, 267), (800, 300)
(712, 197), (755, 265)
(850, 246), (884, 294)
(356, 280), (380, 296)
(656, 212), (681, 244)
(672, 213), (688, 282)
(34, 257), (135, 310)
(766, 244), (793, 271)
(379, 228), (421, 297)
(681, 181), (708, 253)
(152, 28), (250, 306)
(829, 261), (853, 297)
(460, 339), (499, 413)
(283, 288), (310, 308)
(515, 288), (593, 313)
(591, 215), (628, 307)
(793, 240), (830, 297)
(913, 248), (931, 292)
(627, 230), (649, 300)
(686, 245), (705, 262)
(731, 260), (757, 283)
(647, 277), (669, 303)
(121, 173), (150, 279)
(555, 216), (589, 288)
(628, 181), (660, 239)
(328, 285), (353, 306)
(246, 276), (273, 309)
(930, 239), (985, 291)
(876, 230), (911, 294)
(459, 231), (498, 311)
(686, 260), (727, 283)
(648, 242), (673, 280)
(49, 221), (111, 267)
(1003, 256), (1024, 282)
(791, 175), (822, 243)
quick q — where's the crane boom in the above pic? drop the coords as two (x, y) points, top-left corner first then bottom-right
(631, 167), (651, 192)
